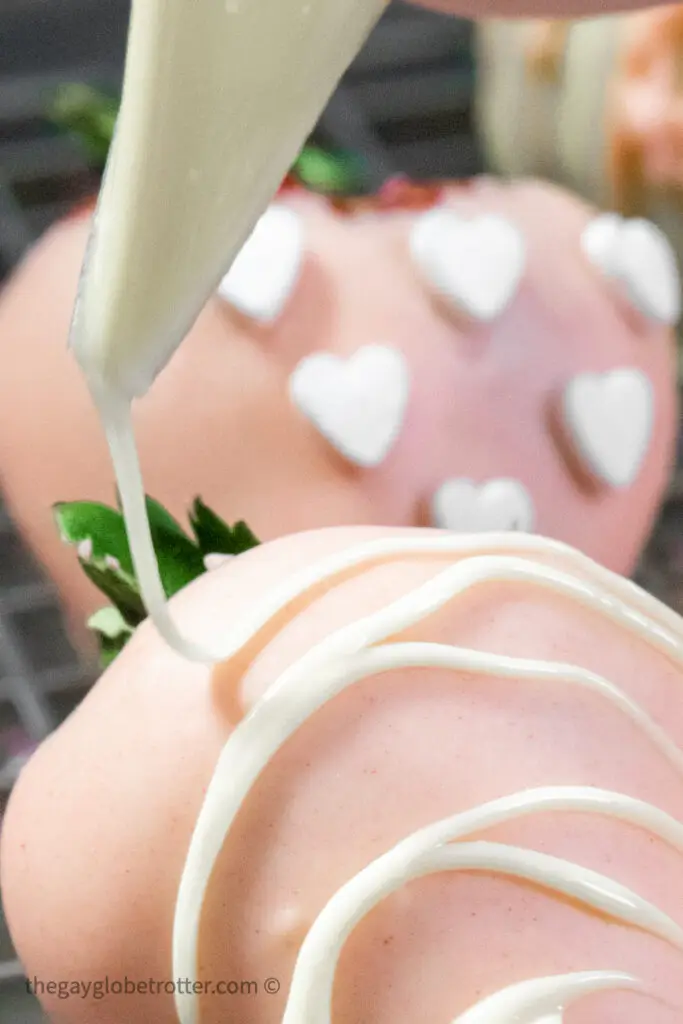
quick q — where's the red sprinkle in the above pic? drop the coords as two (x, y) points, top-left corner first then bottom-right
(327, 176), (460, 215)
(375, 175), (449, 211)
(276, 174), (305, 196)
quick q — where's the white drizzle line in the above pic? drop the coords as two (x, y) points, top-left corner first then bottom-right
(282, 787), (683, 1022)
(451, 972), (642, 1023)
(240, 555), (683, 698)
(97, 393), (219, 662)
(191, 533), (683, 668)
(173, 642), (683, 1024)
(171, 539), (683, 1024)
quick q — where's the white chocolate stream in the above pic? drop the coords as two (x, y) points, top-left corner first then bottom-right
(68, 0), (388, 664)
(169, 532), (683, 1024)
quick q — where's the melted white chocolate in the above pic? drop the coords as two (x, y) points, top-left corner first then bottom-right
(169, 532), (683, 1024)
(450, 972), (643, 1024)
(68, 0), (388, 663)
(71, 0), (387, 399)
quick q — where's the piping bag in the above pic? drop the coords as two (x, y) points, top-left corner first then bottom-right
(69, 0), (388, 662)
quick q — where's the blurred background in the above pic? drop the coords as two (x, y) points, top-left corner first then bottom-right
(0, 1), (682, 1019)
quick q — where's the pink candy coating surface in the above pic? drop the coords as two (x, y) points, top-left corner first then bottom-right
(1, 526), (682, 1023)
(0, 178), (676, 652)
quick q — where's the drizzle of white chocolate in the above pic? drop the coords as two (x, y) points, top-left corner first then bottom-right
(171, 532), (683, 1024)
(69, 0), (390, 665)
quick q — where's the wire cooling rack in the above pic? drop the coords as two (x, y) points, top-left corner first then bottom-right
(0, 1), (481, 1017)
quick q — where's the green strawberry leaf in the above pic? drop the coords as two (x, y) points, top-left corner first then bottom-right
(79, 559), (145, 627)
(88, 607), (135, 669)
(189, 498), (260, 556)
(228, 520), (262, 554)
(88, 605), (134, 640)
(53, 501), (134, 575)
(97, 639), (128, 669)
(143, 497), (206, 596)
(144, 496), (192, 540)
(110, 493), (206, 597)
(48, 83), (119, 168)
(292, 146), (366, 194)
(56, 495), (260, 666)
(151, 530), (205, 596)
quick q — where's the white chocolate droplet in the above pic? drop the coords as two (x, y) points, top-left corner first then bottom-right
(203, 553), (235, 572)
(76, 538), (93, 560)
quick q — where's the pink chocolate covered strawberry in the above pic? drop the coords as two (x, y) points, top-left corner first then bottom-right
(0, 162), (677, 652)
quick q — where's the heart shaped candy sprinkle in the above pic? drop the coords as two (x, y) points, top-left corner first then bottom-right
(410, 208), (526, 322)
(431, 477), (535, 532)
(289, 345), (410, 468)
(582, 214), (681, 326)
(561, 368), (654, 488)
(217, 204), (303, 322)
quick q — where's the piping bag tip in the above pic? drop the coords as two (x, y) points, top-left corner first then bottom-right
(71, 0), (387, 401)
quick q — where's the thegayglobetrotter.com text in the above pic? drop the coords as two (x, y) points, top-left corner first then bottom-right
(26, 976), (281, 1000)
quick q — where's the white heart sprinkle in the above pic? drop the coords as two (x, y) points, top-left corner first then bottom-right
(203, 553), (235, 571)
(581, 212), (622, 268)
(562, 368), (654, 488)
(217, 204), (303, 322)
(289, 345), (410, 468)
(582, 213), (681, 325)
(410, 208), (526, 321)
(431, 478), (535, 533)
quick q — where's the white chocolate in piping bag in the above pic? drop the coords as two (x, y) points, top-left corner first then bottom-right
(69, 0), (388, 662)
